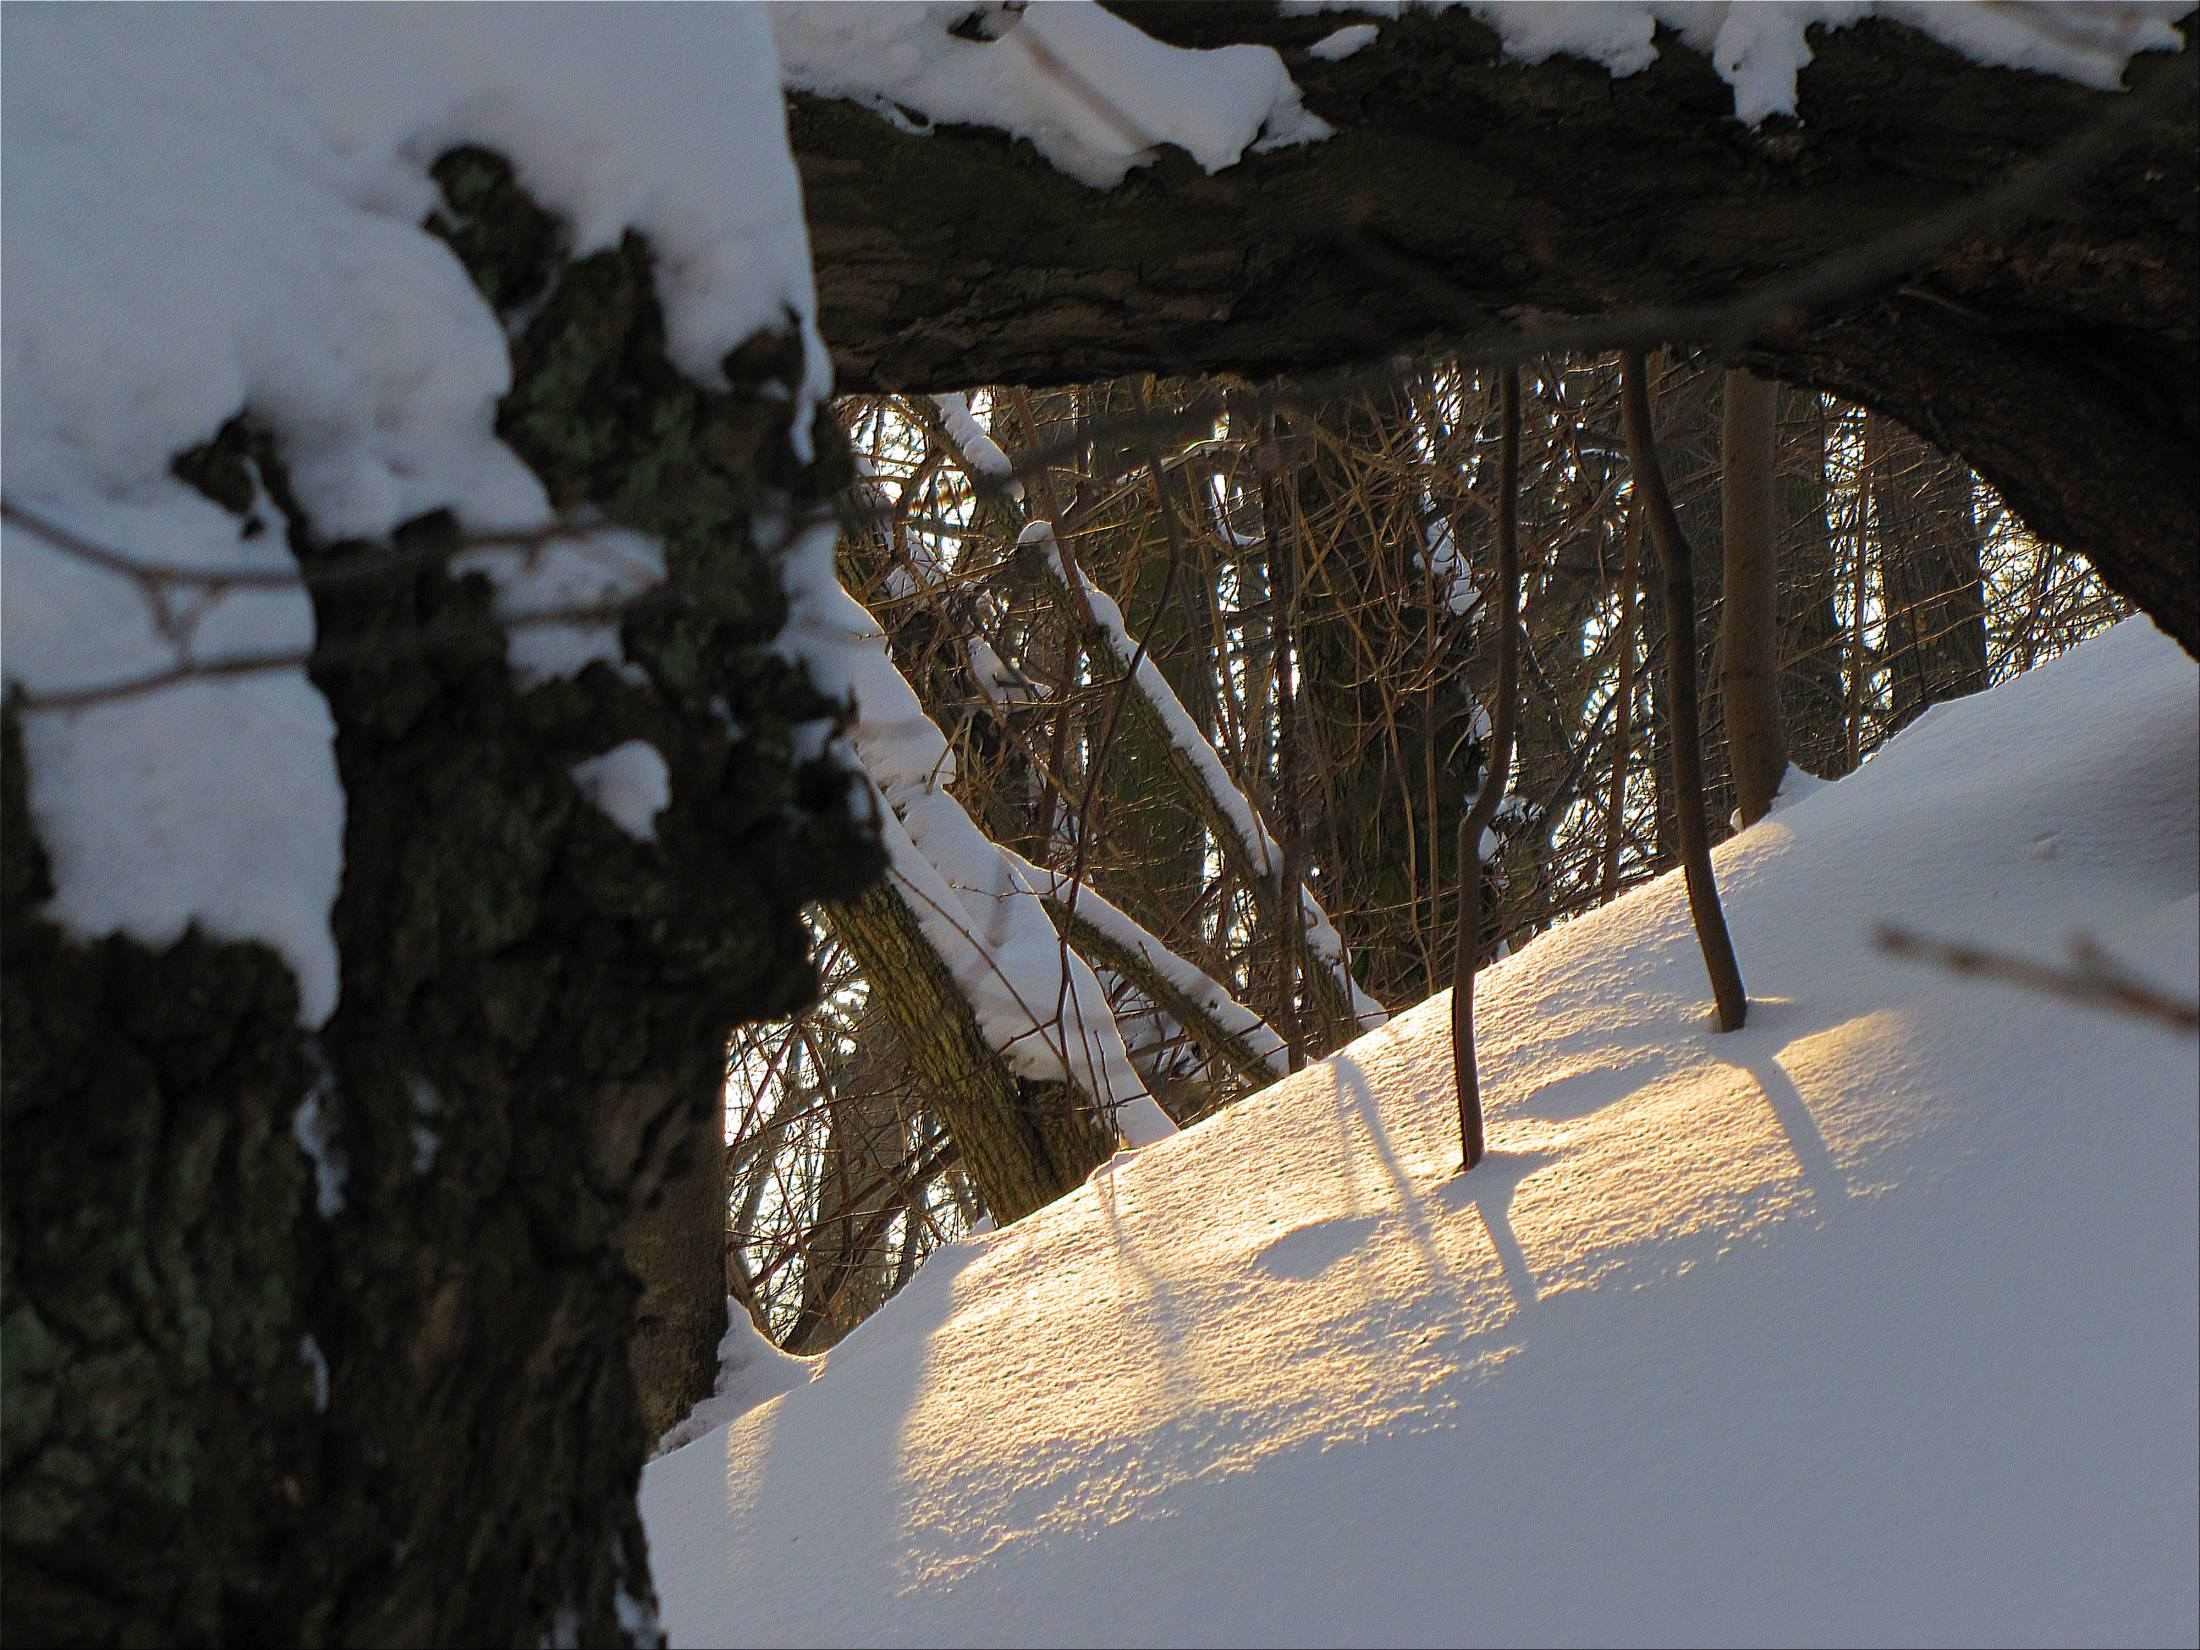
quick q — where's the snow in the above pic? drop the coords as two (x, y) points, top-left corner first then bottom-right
(297, 1334), (331, 1416)
(1309, 24), (1382, 62)
(931, 394), (1024, 504)
(2, 4), (819, 1027)
(291, 1058), (348, 1220)
(655, 1304), (822, 1460)
(1275, 2), (2187, 124)
(7, 0), (2181, 1048)
(568, 740), (673, 845)
(773, 1), (1331, 188)
(611, 1584), (661, 1650)
(1418, 510), (1481, 618)
(645, 618), (2198, 1646)
(453, 526), (670, 688)
(408, 1075), (444, 1175)
(782, 523), (1173, 1144)
(1000, 843), (1292, 1082)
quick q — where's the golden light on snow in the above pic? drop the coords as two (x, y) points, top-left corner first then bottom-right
(643, 621), (2198, 1645)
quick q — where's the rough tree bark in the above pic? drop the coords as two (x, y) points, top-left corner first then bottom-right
(1, 152), (879, 1647)
(8, 9), (2193, 1644)
(822, 877), (1117, 1228)
(793, 8), (2198, 657)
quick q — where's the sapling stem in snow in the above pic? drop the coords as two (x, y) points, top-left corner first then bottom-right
(1621, 351), (1749, 1032)
(1452, 366), (1521, 1173)
(1599, 496), (1644, 904)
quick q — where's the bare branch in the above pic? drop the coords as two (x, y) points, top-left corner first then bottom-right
(1874, 925), (2199, 1035)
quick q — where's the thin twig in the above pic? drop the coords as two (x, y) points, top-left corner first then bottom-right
(1874, 925), (2199, 1034)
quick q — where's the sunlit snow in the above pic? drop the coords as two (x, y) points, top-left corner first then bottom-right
(646, 619), (2198, 1646)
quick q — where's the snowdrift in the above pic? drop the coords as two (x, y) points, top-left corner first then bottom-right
(645, 619), (2198, 1647)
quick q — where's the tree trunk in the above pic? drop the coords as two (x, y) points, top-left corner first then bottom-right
(1452, 367), (1522, 1173)
(1722, 369), (1785, 826)
(824, 876), (1117, 1227)
(1, 151), (879, 1647)
(1599, 498), (1645, 902)
(621, 1106), (737, 1443)
(1291, 387), (1476, 1009)
(795, 10), (2199, 658)
(1622, 352), (1749, 1033)
(1868, 413), (1989, 734)
(1777, 388), (1849, 778)
(787, 1062), (909, 1353)
(1663, 360), (1734, 832)
(1097, 386), (1222, 955)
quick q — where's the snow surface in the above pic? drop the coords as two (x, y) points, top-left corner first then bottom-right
(569, 740), (673, 845)
(655, 1304), (821, 1460)
(774, 1), (1330, 188)
(646, 618), (2198, 1646)
(2, 4), (818, 1026)
(1277, 2), (2188, 124)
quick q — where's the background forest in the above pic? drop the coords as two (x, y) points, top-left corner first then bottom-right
(725, 357), (2126, 1356)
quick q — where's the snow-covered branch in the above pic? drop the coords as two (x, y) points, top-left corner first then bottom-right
(1000, 843), (1290, 1092)
(1017, 520), (1387, 1042)
(785, 521), (1174, 1153)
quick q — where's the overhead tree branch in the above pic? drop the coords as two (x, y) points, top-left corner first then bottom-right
(791, 11), (2198, 654)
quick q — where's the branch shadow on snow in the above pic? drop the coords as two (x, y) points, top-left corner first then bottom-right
(1432, 1149), (1561, 1312)
(1703, 997), (1854, 1221)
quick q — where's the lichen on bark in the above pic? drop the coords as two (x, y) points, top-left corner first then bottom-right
(1, 147), (879, 1646)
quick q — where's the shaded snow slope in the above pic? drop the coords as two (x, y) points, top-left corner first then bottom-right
(645, 619), (2198, 1647)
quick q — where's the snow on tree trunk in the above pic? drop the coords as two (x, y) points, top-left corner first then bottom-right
(0, 151), (877, 1647)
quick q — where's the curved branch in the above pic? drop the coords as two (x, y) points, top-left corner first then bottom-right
(793, 13), (2198, 652)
